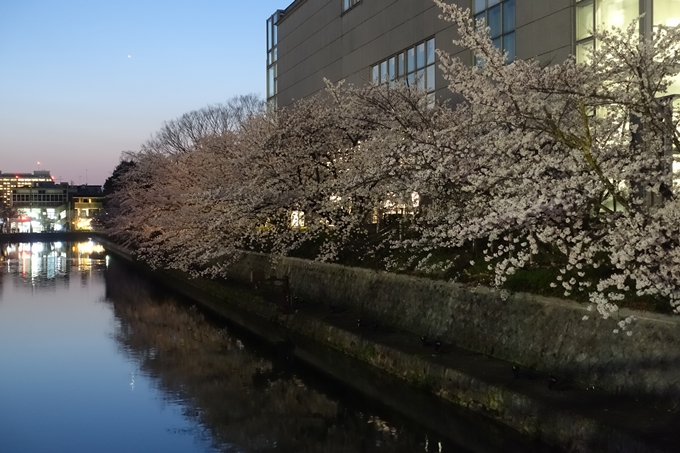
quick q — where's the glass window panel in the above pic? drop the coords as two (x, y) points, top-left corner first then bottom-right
(666, 74), (680, 96)
(267, 18), (272, 49)
(489, 0), (500, 6)
(488, 4), (502, 38)
(503, 0), (515, 33)
(273, 23), (277, 45)
(475, 0), (486, 13)
(380, 60), (388, 83)
(426, 38), (435, 64)
(426, 65), (435, 91)
(416, 43), (425, 68)
(407, 72), (415, 87)
(344, 0), (350, 11)
(407, 48), (415, 73)
(503, 31), (515, 62)
(372, 65), (379, 83)
(268, 67), (275, 97)
(492, 36), (501, 51)
(398, 53), (405, 76)
(577, 3), (594, 39)
(597, 0), (639, 30)
(388, 57), (395, 80)
(576, 39), (594, 64)
(273, 47), (278, 61)
(416, 69), (425, 89)
(475, 12), (486, 29)
(654, 0), (680, 27)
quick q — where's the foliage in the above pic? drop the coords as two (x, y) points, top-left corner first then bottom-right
(103, 159), (136, 197)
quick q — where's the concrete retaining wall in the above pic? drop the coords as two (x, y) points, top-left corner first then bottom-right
(227, 252), (680, 401)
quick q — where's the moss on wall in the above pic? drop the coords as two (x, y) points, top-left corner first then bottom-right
(226, 252), (680, 401)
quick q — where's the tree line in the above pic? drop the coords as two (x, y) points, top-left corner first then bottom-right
(104, 2), (680, 326)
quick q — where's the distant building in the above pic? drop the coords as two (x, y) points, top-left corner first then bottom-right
(69, 185), (104, 231)
(7, 181), (104, 233)
(10, 182), (70, 232)
(0, 170), (53, 206)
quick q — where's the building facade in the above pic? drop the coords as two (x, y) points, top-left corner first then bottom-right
(268, 0), (680, 108)
(70, 185), (105, 231)
(6, 182), (104, 233)
(10, 182), (70, 232)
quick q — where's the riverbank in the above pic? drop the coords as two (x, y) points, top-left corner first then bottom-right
(100, 239), (680, 453)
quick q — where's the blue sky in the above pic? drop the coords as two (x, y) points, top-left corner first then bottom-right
(0, 0), (287, 185)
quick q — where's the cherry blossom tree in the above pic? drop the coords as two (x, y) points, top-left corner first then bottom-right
(430, 0), (680, 324)
(104, 96), (268, 274)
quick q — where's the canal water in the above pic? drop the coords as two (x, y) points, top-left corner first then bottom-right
(0, 241), (550, 453)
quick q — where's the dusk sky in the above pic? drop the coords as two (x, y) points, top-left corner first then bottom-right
(0, 0), (286, 185)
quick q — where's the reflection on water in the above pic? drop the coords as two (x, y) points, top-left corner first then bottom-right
(105, 259), (451, 453)
(0, 241), (219, 453)
(1, 240), (106, 285)
(0, 241), (543, 453)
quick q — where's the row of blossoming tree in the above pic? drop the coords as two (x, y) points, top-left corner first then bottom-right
(105, 2), (680, 324)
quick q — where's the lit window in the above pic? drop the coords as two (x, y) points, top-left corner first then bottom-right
(576, 1), (680, 94)
(576, 0), (639, 63)
(655, 0), (680, 27)
(576, 0), (680, 63)
(654, 0), (680, 96)
(411, 192), (420, 208)
(290, 210), (305, 228)
(475, 0), (515, 62)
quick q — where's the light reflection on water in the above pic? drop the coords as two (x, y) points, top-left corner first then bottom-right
(0, 241), (220, 453)
(2, 240), (106, 284)
(0, 241), (541, 453)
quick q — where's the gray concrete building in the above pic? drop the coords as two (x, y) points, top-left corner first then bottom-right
(267, 0), (679, 108)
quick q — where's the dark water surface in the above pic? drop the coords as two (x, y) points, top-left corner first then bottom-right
(0, 241), (548, 453)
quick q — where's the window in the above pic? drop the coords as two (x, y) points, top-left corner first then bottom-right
(576, 1), (680, 62)
(290, 210), (305, 228)
(576, 0), (680, 94)
(576, 1), (680, 193)
(371, 38), (436, 103)
(575, 0), (638, 62)
(475, 0), (515, 62)
(266, 10), (284, 106)
(342, 0), (360, 12)
(655, 0), (680, 27)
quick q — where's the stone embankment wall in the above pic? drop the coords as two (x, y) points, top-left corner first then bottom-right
(226, 252), (680, 401)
